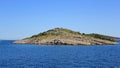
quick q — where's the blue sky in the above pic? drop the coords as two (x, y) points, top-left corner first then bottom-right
(0, 0), (120, 40)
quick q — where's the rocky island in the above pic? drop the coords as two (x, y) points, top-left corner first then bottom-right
(14, 28), (118, 45)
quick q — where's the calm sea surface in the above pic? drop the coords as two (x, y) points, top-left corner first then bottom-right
(0, 40), (120, 68)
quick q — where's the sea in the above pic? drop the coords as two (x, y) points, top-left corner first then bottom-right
(0, 40), (120, 68)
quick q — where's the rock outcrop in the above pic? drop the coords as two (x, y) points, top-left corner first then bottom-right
(14, 28), (117, 45)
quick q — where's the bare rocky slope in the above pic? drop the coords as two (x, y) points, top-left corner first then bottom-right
(14, 28), (117, 45)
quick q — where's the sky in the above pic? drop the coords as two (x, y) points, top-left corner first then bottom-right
(0, 0), (120, 40)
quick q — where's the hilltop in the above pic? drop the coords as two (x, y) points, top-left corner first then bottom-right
(14, 28), (118, 45)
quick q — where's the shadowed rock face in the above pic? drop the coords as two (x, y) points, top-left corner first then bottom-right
(45, 39), (68, 45)
(14, 28), (117, 45)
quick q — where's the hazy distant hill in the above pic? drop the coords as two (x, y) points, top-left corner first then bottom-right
(14, 28), (118, 45)
(86, 33), (120, 41)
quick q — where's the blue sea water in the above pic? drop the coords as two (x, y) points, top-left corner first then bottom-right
(0, 40), (120, 68)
